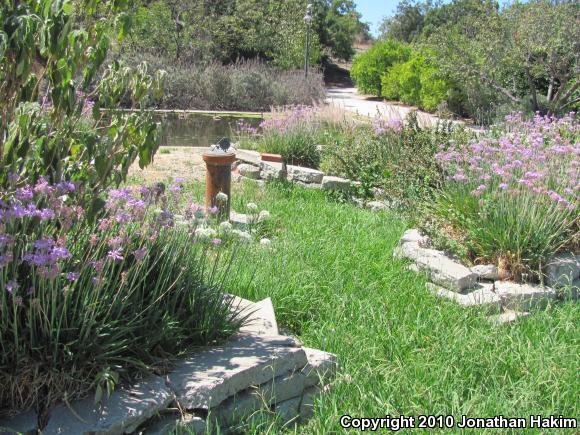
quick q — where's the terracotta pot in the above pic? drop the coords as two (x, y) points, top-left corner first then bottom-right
(260, 153), (283, 163)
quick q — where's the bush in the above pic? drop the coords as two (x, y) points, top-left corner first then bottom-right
(350, 40), (411, 96)
(427, 112), (579, 281)
(0, 179), (255, 415)
(381, 51), (451, 112)
(122, 57), (326, 111)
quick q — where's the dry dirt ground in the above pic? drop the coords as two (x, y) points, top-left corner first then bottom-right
(128, 147), (207, 184)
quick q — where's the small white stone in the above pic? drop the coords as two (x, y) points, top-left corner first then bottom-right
(237, 163), (261, 180)
(287, 165), (324, 184)
(321, 176), (352, 191)
(366, 201), (389, 211)
(545, 253), (580, 288)
(494, 281), (556, 311)
(488, 310), (530, 326)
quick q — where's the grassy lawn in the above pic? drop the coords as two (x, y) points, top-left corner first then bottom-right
(210, 180), (578, 434)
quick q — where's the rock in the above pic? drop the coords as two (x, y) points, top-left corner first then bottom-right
(494, 281), (556, 311)
(260, 161), (284, 180)
(166, 334), (308, 410)
(0, 409), (38, 435)
(43, 376), (173, 435)
(399, 229), (429, 246)
(366, 201), (389, 211)
(239, 297), (279, 336)
(298, 386), (322, 421)
(488, 310), (530, 326)
(471, 264), (500, 281)
(397, 243), (477, 292)
(237, 164), (261, 180)
(214, 371), (307, 427)
(301, 348), (338, 387)
(287, 166), (324, 184)
(545, 253), (580, 288)
(143, 413), (206, 435)
(294, 181), (322, 190)
(273, 396), (301, 424)
(426, 282), (501, 312)
(371, 187), (385, 198)
(235, 149), (261, 166)
(238, 176), (265, 187)
(321, 176), (352, 192)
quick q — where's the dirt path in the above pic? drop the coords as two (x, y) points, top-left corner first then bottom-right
(326, 86), (482, 130)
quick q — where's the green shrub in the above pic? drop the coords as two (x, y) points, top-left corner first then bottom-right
(380, 52), (451, 111)
(350, 40), (411, 96)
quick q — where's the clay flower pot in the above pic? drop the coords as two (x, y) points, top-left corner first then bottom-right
(260, 153), (283, 163)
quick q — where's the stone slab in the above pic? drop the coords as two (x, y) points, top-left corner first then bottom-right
(471, 264), (500, 281)
(298, 386), (322, 421)
(366, 201), (389, 211)
(166, 335), (308, 410)
(239, 297), (279, 336)
(235, 149), (261, 166)
(399, 229), (429, 246)
(287, 166), (324, 184)
(321, 176), (352, 192)
(0, 409), (37, 435)
(143, 413), (206, 435)
(260, 162), (284, 180)
(400, 244), (477, 292)
(237, 164), (261, 180)
(43, 376), (173, 435)
(494, 282), (556, 311)
(545, 253), (580, 288)
(426, 282), (501, 312)
(301, 348), (338, 387)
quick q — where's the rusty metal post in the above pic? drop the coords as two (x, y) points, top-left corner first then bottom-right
(202, 151), (236, 220)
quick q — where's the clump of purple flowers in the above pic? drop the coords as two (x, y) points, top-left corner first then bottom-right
(436, 112), (579, 210)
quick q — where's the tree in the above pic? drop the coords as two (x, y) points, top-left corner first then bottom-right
(0, 0), (165, 209)
(379, 0), (427, 43)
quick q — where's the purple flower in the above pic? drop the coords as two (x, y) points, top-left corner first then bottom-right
(107, 248), (124, 262)
(67, 272), (80, 282)
(34, 238), (55, 250)
(209, 206), (219, 215)
(50, 247), (71, 260)
(211, 238), (222, 246)
(15, 187), (33, 202)
(6, 280), (19, 294)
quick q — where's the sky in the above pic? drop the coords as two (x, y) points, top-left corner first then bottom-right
(355, 0), (401, 37)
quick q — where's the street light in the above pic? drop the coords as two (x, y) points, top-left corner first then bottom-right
(304, 3), (313, 79)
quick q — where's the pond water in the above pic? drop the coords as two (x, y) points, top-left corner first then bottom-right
(158, 113), (263, 147)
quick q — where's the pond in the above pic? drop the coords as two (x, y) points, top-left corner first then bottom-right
(158, 112), (263, 147)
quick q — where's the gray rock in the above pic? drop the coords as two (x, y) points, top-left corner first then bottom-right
(426, 282), (501, 312)
(366, 201), (389, 211)
(239, 297), (279, 336)
(238, 164), (261, 180)
(260, 162), (285, 180)
(471, 264), (500, 281)
(166, 334), (308, 410)
(545, 253), (580, 288)
(399, 229), (429, 246)
(321, 176), (352, 192)
(294, 181), (323, 190)
(301, 348), (338, 387)
(238, 176), (265, 187)
(235, 149), (261, 166)
(488, 310), (530, 326)
(298, 386), (322, 421)
(287, 166), (324, 184)
(214, 371), (307, 427)
(143, 413), (206, 435)
(43, 376), (173, 435)
(273, 396), (301, 425)
(0, 409), (37, 435)
(397, 243), (477, 292)
(494, 281), (556, 311)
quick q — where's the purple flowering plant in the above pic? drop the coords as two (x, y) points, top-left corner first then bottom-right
(430, 112), (579, 281)
(0, 178), (253, 415)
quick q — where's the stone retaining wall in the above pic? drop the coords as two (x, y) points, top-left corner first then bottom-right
(0, 297), (337, 434)
(395, 229), (579, 324)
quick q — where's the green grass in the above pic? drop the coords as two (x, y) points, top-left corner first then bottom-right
(213, 181), (578, 434)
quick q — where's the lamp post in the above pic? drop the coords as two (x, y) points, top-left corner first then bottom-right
(304, 3), (312, 79)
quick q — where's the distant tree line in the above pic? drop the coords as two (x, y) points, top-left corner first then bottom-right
(353, 0), (579, 124)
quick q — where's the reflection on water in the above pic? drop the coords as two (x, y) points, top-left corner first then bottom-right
(158, 113), (263, 147)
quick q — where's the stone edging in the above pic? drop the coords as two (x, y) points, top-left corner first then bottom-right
(233, 150), (391, 211)
(395, 229), (579, 324)
(0, 297), (337, 434)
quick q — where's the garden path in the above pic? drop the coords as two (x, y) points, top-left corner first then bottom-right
(325, 86), (482, 131)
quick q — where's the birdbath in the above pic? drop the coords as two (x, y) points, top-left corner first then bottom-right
(202, 138), (236, 220)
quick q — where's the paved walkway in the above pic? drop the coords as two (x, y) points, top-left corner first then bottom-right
(325, 87), (478, 130)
